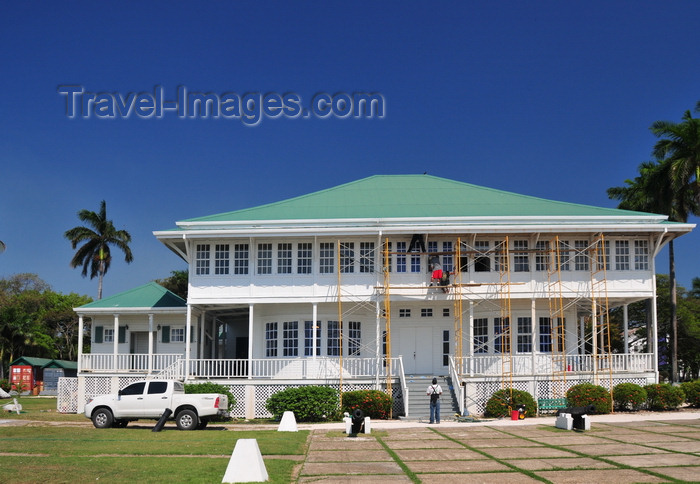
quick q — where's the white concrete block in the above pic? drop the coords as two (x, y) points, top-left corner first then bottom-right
(555, 413), (573, 430)
(278, 411), (298, 432)
(222, 438), (268, 483)
(581, 414), (591, 431)
(343, 417), (352, 434)
(364, 417), (371, 434)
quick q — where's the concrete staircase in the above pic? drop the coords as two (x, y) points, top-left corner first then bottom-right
(403, 374), (459, 422)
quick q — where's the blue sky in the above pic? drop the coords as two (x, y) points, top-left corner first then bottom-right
(1, 1), (698, 299)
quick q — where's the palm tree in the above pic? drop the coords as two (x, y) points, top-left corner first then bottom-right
(64, 201), (133, 299)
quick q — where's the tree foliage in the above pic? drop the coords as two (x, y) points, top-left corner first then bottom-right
(154, 270), (188, 300)
(0, 274), (92, 378)
(64, 200), (133, 299)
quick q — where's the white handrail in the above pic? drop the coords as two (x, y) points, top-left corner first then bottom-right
(449, 356), (464, 416)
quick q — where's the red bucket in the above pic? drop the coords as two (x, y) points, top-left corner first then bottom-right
(511, 410), (519, 421)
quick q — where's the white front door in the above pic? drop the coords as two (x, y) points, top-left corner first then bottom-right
(398, 327), (434, 374)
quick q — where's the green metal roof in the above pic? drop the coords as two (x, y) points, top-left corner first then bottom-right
(10, 356), (54, 367)
(180, 174), (654, 223)
(77, 282), (186, 309)
(42, 359), (77, 370)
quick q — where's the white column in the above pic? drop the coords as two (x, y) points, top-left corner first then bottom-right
(77, 314), (84, 372)
(623, 304), (629, 354)
(530, 298), (537, 375)
(468, 301), (474, 376)
(248, 304), (254, 379)
(579, 316), (585, 355)
(312, 302), (318, 360)
(113, 314), (119, 371)
(148, 314), (154, 374)
(185, 305), (192, 380)
(199, 310), (206, 359)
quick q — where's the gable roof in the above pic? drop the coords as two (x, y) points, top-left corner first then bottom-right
(76, 282), (186, 311)
(177, 174), (655, 224)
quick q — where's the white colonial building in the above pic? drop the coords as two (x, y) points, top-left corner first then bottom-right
(71, 175), (694, 418)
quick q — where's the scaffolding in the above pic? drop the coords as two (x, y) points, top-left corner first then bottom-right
(497, 237), (514, 397)
(547, 236), (567, 398)
(590, 234), (614, 409)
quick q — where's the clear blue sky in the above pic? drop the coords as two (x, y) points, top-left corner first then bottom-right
(1, 1), (698, 300)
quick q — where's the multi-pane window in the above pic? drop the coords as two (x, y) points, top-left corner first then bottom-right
(410, 243), (421, 273)
(442, 241), (453, 272)
(360, 242), (374, 273)
(327, 321), (340, 356)
(277, 243), (292, 274)
(297, 242), (313, 274)
(517, 317), (532, 353)
(494, 317), (509, 353)
(318, 242), (335, 274)
(348, 321), (361, 356)
(215, 244), (230, 275)
(304, 321), (321, 356)
(474, 318), (488, 354)
(615, 240), (630, 271)
(196, 244), (210, 275)
(320, 242), (335, 274)
(494, 241), (507, 272)
(596, 239), (610, 271)
(171, 327), (185, 343)
(340, 242), (355, 273)
(421, 308), (433, 317)
(443, 308), (450, 317)
(265, 322), (278, 357)
(634, 240), (649, 270)
(396, 242), (407, 273)
(474, 241), (490, 272)
(513, 240), (529, 272)
(535, 241), (550, 271)
(104, 328), (114, 343)
(234, 243), (249, 275)
(442, 330), (450, 366)
(399, 309), (411, 318)
(283, 321), (298, 356)
(557, 240), (570, 271)
(574, 240), (589, 271)
(539, 317), (552, 352)
(257, 243), (272, 274)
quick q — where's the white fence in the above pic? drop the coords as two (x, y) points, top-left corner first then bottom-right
(80, 353), (182, 373)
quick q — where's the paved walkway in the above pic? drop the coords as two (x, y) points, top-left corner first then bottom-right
(289, 412), (700, 483)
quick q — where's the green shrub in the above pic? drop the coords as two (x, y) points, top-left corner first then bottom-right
(484, 388), (537, 418)
(644, 383), (685, 411)
(565, 383), (612, 414)
(342, 390), (392, 419)
(680, 381), (700, 407)
(266, 386), (339, 422)
(184, 382), (235, 412)
(0, 379), (9, 393)
(613, 383), (647, 411)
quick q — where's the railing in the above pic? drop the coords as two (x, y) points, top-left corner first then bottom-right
(456, 353), (654, 377)
(448, 356), (465, 416)
(396, 357), (409, 417)
(80, 353), (182, 373)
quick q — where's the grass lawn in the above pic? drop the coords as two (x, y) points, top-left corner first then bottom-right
(1, 397), (308, 483)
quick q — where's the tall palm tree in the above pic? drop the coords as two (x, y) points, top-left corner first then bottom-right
(64, 201), (133, 299)
(649, 106), (700, 383)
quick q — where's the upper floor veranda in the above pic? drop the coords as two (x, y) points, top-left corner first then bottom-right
(179, 232), (664, 305)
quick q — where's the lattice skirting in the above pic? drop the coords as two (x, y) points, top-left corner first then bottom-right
(69, 377), (402, 418)
(465, 376), (653, 415)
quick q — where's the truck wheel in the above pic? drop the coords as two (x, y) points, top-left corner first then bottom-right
(176, 409), (198, 430)
(92, 408), (114, 429)
(197, 418), (209, 430)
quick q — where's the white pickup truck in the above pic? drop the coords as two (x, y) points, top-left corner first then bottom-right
(84, 380), (229, 430)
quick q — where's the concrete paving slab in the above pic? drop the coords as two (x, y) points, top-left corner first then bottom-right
(534, 468), (668, 483)
(394, 448), (483, 461)
(605, 453), (700, 467)
(480, 446), (579, 459)
(647, 465), (700, 481)
(647, 441), (700, 453)
(298, 476), (413, 483)
(301, 461), (404, 476)
(406, 459), (509, 473)
(527, 435), (615, 446)
(380, 429), (448, 440)
(566, 443), (670, 456)
(309, 439), (383, 450)
(417, 471), (542, 483)
(504, 457), (615, 470)
(466, 438), (544, 448)
(438, 429), (511, 439)
(306, 450), (393, 462)
(383, 439), (463, 449)
(612, 434), (694, 444)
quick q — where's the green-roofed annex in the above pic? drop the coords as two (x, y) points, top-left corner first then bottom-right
(77, 282), (186, 313)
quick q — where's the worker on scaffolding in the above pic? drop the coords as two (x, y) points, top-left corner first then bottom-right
(429, 255), (451, 293)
